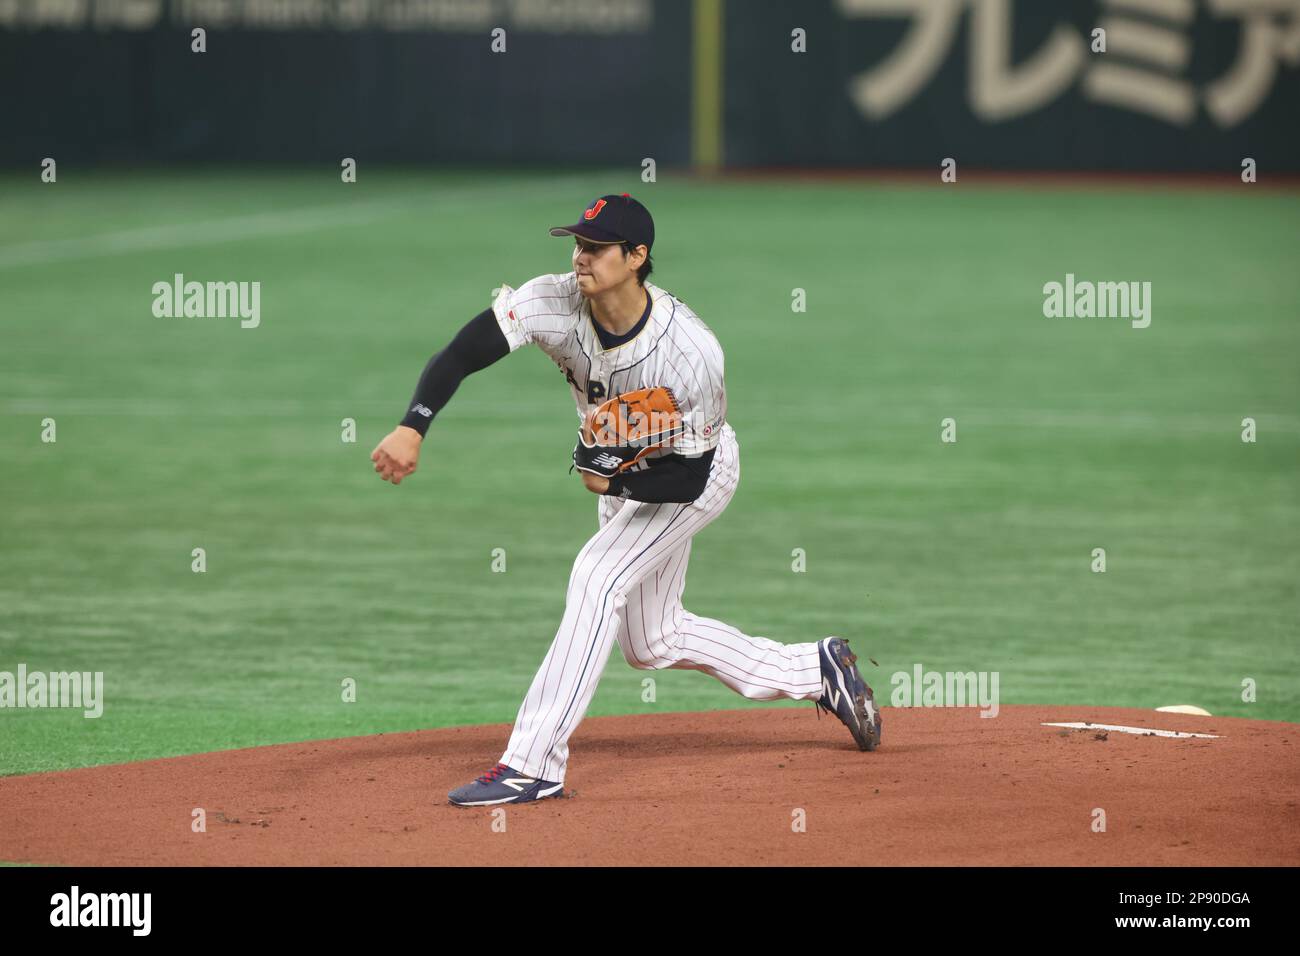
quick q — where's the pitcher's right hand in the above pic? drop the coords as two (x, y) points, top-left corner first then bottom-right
(371, 426), (423, 485)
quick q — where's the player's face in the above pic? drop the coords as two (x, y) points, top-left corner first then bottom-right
(573, 237), (639, 296)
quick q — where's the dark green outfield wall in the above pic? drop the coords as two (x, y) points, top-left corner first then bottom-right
(2, 0), (1297, 170)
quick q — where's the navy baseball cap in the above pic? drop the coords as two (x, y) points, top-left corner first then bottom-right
(549, 194), (654, 252)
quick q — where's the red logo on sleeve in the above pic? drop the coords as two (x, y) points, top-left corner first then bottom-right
(584, 199), (607, 220)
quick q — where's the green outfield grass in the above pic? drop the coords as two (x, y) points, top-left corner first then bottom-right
(1, 169), (1296, 777)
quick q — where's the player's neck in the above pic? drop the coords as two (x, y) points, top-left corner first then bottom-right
(586, 282), (649, 337)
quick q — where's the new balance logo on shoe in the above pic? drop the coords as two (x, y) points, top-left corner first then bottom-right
(822, 677), (843, 712)
(817, 637), (881, 752)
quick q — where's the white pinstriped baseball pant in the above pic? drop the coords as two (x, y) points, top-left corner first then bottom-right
(500, 424), (823, 784)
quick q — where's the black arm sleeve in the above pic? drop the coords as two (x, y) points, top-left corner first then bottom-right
(398, 308), (510, 436)
(605, 447), (716, 504)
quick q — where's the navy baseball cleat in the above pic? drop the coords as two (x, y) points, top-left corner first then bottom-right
(447, 763), (565, 807)
(816, 637), (881, 752)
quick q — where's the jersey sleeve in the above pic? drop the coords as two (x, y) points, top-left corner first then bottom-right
(665, 337), (728, 457)
(490, 273), (579, 354)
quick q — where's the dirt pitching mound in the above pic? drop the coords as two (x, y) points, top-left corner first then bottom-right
(2, 706), (1296, 866)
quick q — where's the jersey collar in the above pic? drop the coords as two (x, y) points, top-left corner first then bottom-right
(588, 286), (653, 352)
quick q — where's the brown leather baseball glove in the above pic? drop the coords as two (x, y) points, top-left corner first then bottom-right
(572, 386), (684, 478)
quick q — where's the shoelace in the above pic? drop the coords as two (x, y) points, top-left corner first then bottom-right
(476, 763), (512, 784)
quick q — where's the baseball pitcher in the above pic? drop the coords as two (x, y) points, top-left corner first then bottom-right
(371, 194), (881, 806)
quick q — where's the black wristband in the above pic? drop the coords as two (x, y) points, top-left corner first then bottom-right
(601, 448), (715, 503)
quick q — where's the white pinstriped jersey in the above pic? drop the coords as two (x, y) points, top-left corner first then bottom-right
(490, 272), (727, 459)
